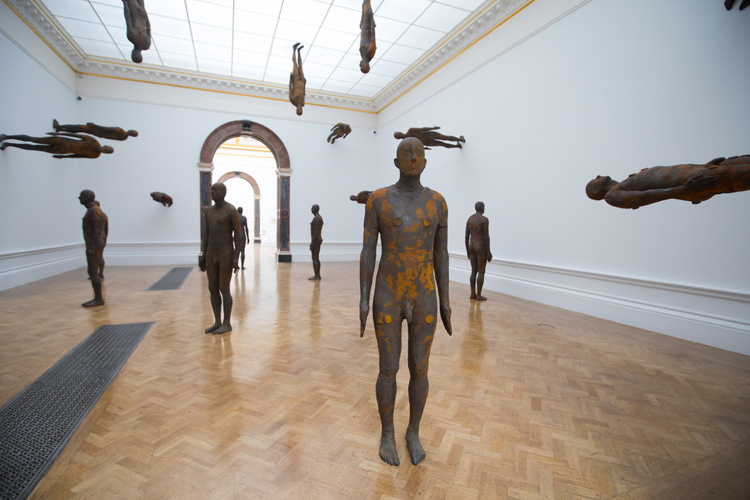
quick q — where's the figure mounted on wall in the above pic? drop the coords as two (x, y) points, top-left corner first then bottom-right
(199, 182), (242, 334)
(79, 190), (108, 307)
(0, 133), (114, 159)
(309, 204), (323, 280)
(236, 206), (250, 272)
(150, 191), (173, 206)
(53, 119), (138, 141)
(724, 0), (749, 10)
(289, 43), (306, 116)
(350, 190), (372, 204)
(360, 137), (452, 466)
(327, 123), (352, 144)
(122, 0), (151, 63)
(585, 155), (750, 209)
(359, 0), (377, 73)
(393, 127), (465, 150)
(465, 201), (492, 301)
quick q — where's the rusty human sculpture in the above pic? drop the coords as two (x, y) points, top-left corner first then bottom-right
(122, 0), (151, 63)
(199, 183), (242, 334)
(393, 127), (465, 150)
(725, 0), (749, 10)
(150, 191), (173, 206)
(465, 201), (492, 301)
(53, 119), (138, 141)
(309, 204), (323, 280)
(289, 43), (306, 116)
(350, 190), (372, 204)
(585, 155), (750, 209)
(359, 0), (377, 73)
(79, 190), (108, 307)
(327, 123), (352, 144)
(236, 206), (250, 271)
(360, 137), (452, 466)
(0, 133), (114, 159)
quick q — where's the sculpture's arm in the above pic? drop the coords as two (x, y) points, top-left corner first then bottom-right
(359, 209), (378, 337)
(91, 210), (106, 250)
(604, 175), (718, 209)
(199, 210), (208, 271)
(483, 218), (492, 261)
(243, 220), (250, 244)
(434, 223), (452, 335)
(53, 154), (88, 159)
(289, 76), (295, 105)
(232, 210), (242, 269)
(464, 222), (470, 258)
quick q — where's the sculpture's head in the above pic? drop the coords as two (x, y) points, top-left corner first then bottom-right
(475, 201), (485, 214)
(311, 204), (319, 214)
(210, 182), (227, 203)
(128, 130), (139, 137)
(394, 137), (426, 176)
(79, 189), (95, 206)
(132, 48), (143, 63)
(585, 175), (615, 200)
(360, 60), (370, 73)
(100, 145), (114, 154)
(238, 207), (243, 214)
(296, 105), (303, 116)
(393, 131), (406, 139)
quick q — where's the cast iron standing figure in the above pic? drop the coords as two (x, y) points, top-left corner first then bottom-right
(465, 202), (492, 301)
(150, 192), (173, 206)
(585, 155), (750, 209)
(327, 123), (352, 144)
(79, 190), (108, 307)
(309, 204), (323, 280)
(236, 206), (250, 271)
(394, 127), (465, 149)
(53, 119), (138, 141)
(0, 133), (114, 159)
(359, 0), (377, 73)
(199, 183), (242, 334)
(289, 43), (306, 116)
(360, 137), (452, 466)
(122, 0), (151, 63)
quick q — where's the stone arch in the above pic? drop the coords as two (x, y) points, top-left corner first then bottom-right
(216, 171), (262, 243)
(198, 119), (291, 261)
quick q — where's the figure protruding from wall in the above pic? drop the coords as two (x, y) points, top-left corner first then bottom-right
(725, 0), (749, 10)
(585, 155), (750, 209)
(350, 190), (372, 204)
(0, 133), (114, 159)
(359, 0), (377, 73)
(199, 183), (242, 334)
(123, 0), (151, 63)
(53, 119), (138, 141)
(289, 43), (306, 116)
(309, 204), (323, 280)
(237, 206), (250, 271)
(79, 190), (108, 307)
(360, 137), (452, 466)
(393, 127), (465, 150)
(327, 123), (352, 144)
(150, 192), (173, 206)
(465, 201), (492, 301)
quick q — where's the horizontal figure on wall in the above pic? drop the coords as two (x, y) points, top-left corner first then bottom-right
(327, 123), (351, 144)
(150, 192), (173, 207)
(0, 133), (114, 159)
(393, 127), (465, 149)
(350, 190), (372, 204)
(360, 137), (452, 466)
(53, 119), (138, 141)
(586, 154), (750, 209)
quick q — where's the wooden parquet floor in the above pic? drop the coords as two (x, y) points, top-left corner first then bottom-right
(1, 245), (748, 499)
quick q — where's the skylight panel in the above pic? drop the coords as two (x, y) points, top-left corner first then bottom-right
(90, 3), (126, 27)
(233, 11), (278, 37)
(373, 16), (410, 43)
(304, 45), (346, 67)
(233, 48), (271, 68)
(190, 23), (233, 46)
(321, 79), (355, 93)
(234, 0), (283, 17)
(44, 0), (99, 23)
(379, 44), (423, 65)
(232, 63), (266, 80)
(397, 25), (444, 50)
(159, 52), (198, 70)
(149, 15), (193, 39)
(197, 58), (232, 75)
(144, 0), (189, 19)
(153, 35), (196, 56)
(320, 6), (361, 35)
(349, 82), (381, 97)
(186, 0), (233, 29)
(369, 59), (408, 77)
(433, 0), (486, 10)
(301, 61), (336, 79)
(377, 0), (431, 25)
(310, 28), (357, 52)
(194, 41), (232, 62)
(76, 38), (123, 59)
(415, 3), (469, 32)
(57, 18), (112, 42)
(280, 0), (330, 26)
(233, 32), (274, 54)
(329, 66), (365, 84)
(274, 19), (320, 45)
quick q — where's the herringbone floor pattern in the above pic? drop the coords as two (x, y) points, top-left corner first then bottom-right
(0, 246), (748, 499)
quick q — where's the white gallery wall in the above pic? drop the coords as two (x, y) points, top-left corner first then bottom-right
(0, 0), (748, 353)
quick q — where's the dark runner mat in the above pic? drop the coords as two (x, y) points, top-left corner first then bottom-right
(147, 266), (193, 291)
(0, 322), (154, 500)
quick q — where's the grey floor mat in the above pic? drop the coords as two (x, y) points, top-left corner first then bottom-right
(147, 267), (193, 291)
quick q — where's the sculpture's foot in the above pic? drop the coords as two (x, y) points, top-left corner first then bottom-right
(81, 298), (104, 307)
(204, 323), (221, 334)
(0, 143), (8, 151)
(293, 42), (300, 49)
(241, 266), (246, 270)
(406, 428), (426, 465)
(470, 293), (476, 300)
(459, 135), (465, 142)
(476, 295), (488, 301)
(379, 432), (400, 466)
(213, 323), (232, 335)
(53, 119), (59, 130)
(308, 276), (321, 281)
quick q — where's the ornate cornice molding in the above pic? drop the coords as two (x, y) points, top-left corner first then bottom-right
(7, 0), (527, 113)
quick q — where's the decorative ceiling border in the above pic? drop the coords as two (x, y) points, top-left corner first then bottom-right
(6, 0), (528, 114)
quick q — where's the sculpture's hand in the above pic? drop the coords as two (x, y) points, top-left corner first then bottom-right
(440, 302), (452, 335)
(684, 173), (718, 192)
(488, 252), (492, 262)
(198, 255), (206, 272)
(359, 300), (369, 337)
(233, 255), (239, 271)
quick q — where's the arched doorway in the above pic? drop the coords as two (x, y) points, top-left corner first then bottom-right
(198, 120), (291, 262)
(216, 171), (261, 243)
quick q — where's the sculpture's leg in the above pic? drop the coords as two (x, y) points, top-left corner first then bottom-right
(476, 255), (488, 301)
(205, 261), (222, 333)
(406, 319), (435, 465)
(375, 319), (402, 466)
(309, 246), (321, 280)
(82, 252), (104, 307)
(469, 252), (478, 299)
(213, 263), (233, 334)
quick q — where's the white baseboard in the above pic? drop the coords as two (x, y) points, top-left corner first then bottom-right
(290, 241), (364, 262)
(102, 242), (201, 266)
(450, 254), (750, 355)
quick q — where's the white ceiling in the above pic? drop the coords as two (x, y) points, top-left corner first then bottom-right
(36, 0), (490, 101)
